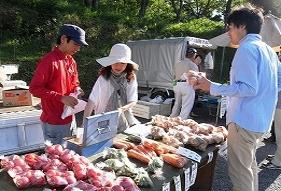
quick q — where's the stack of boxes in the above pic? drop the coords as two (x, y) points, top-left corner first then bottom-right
(0, 64), (33, 107)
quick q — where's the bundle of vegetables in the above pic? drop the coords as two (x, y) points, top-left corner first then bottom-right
(64, 177), (141, 191)
(112, 176), (140, 191)
(63, 180), (98, 191)
(45, 144), (64, 158)
(1, 145), (117, 189)
(1, 155), (30, 172)
(161, 153), (188, 168)
(41, 158), (68, 172)
(23, 153), (49, 170)
(0, 155), (47, 188)
(127, 145), (157, 164)
(150, 115), (228, 151)
(13, 170), (46, 189)
(134, 168), (153, 187)
(100, 148), (153, 187)
(103, 148), (128, 160)
(88, 169), (116, 188)
(142, 138), (177, 155)
(45, 170), (76, 187)
(100, 148), (139, 178)
(113, 139), (136, 150)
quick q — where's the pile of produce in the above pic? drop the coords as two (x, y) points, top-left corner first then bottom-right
(0, 144), (140, 190)
(113, 138), (188, 169)
(97, 148), (154, 187)
(150, 115), (228, 151)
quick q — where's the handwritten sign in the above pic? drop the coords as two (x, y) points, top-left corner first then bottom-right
(190, 162), (198, 186)
(184, 168), (190, 191)
(162, 182), (170, 191)
(177, 147), (201, 162)
(173, 175), (182, 191)
(207, 152), (214, 164)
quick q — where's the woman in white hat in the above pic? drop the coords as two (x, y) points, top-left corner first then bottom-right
(83, 43), (139, 132)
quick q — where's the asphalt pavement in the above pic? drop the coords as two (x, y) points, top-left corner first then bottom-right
(211, 133), (281, 191)
(191, 105), (281, 191)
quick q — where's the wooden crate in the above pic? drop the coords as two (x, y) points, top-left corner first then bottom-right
(132, 101), (171, 119)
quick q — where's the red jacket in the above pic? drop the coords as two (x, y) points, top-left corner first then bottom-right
(29, 47), (80, 125)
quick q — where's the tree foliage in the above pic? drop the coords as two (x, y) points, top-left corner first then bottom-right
(162, 18), (224, 38)
(1, 0), (251, 94)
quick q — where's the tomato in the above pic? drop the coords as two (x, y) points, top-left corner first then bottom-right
(112, 185), (125, 191)
(65, 175), (77, 184)
(13, 158), (26, 166)
(54, 144), (64, 155)
(13, 176), (30, 189)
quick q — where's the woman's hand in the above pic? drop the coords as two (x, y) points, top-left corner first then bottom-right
(119, 101), (137, 112)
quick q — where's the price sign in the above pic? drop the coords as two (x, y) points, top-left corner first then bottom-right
(184, 168), (190, 191)
(190, 162), (198, 186)
(162, 182), (170, 191)
(177, 147), (201, 162)
(173, 175), (182, 191)
(207, 152), (214, 164)
(218, 141), (228, 158)
(220, 96), (227, 118)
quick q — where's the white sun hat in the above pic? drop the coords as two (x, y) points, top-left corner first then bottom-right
(96, 43), (139, 70)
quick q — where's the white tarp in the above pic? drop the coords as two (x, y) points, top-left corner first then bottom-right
(127, 37), (215, 90)
(209, 14), (281, 49)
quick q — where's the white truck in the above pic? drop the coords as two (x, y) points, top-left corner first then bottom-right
(127, 37), (216, 99)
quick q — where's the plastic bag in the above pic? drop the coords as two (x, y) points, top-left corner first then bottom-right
(63, 180), (98, 191)
(61, 91), (87, 119)
(204, 52), (214, 69)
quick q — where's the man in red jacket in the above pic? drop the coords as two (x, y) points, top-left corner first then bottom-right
(29, 24), (88, 144)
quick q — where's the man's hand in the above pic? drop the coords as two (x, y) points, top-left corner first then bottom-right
(193, 76), (211, 92)
(61, 96), (78, 108)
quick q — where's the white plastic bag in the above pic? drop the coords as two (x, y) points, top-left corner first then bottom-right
(204, 52), (214, 69)
(61, 92), (87, 119)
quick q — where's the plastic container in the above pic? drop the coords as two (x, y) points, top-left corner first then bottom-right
(0, 110), (45, 155)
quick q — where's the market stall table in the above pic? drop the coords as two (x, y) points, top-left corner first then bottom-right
(0, 134), (225, 191)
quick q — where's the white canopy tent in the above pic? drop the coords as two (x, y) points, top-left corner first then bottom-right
(209, 14), (281, 49)
(209, 14), (281, 79)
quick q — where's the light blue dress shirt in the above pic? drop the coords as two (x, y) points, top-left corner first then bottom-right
(210, 34), (281, 133)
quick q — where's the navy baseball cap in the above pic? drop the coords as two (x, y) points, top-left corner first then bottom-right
(59, 24), (88, 46)
(187, 48), (197, 54)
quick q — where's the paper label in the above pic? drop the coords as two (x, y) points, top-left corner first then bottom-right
(173, 175), (182, 191)
(207, 152), (214, 164)
(220, 96), (227, 118)
(177, 147), (201, 162)
(184, 168), (190, 191)
(162, 182), (170, 191)
(218, 141), (228, 158)
(190, 162), (198, 186)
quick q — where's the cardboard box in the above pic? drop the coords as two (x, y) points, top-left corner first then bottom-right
(65, 110), (119, 157)
(0, 80), (27, 100)
(2, 86), (32, 107)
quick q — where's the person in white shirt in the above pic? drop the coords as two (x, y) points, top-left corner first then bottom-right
(170, 48), (198, 119)
(83, 43), (139, 132)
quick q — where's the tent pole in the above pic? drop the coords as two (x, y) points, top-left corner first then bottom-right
(219, 47), (226, 81)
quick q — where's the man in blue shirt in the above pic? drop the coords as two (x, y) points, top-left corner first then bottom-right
(189, 5), (281, 191)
